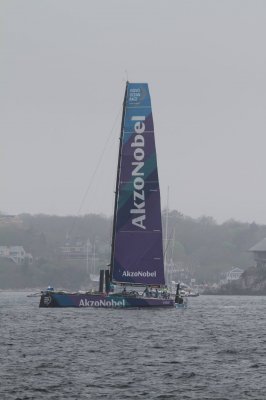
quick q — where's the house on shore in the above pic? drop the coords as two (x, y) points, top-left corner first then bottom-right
(226, 267), (244, 282)
(0, 246), (33, 265)
(249, 238), (266, 268)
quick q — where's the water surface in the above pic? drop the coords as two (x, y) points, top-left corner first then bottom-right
(1, 292), (266, 399)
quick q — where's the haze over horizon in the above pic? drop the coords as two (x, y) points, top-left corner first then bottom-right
(1, 1), (266, 224)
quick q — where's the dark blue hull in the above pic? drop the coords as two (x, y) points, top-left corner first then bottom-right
(39, 292), (175, 308)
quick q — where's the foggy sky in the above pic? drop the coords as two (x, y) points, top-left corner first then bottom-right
(1, 0), (266, 224)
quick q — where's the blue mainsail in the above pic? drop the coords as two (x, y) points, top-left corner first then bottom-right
(111, 83), (165, 286)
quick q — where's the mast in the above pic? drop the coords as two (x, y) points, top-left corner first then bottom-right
(86, 238), (89, 274)
(164, 186), (170, 274)
(109, 82), (129, 282)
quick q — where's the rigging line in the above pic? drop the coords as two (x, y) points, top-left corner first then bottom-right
(69, 104), (123, 236)
(77, 106), (122, 215)
(163, 226), (175, 261)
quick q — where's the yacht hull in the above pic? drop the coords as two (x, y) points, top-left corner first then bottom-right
(39, 292), (175, 308)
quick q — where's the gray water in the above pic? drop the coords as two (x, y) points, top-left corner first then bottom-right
(0, 292), (266, 400)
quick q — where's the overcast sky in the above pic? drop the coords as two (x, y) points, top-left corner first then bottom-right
(1, 0), (266, 224)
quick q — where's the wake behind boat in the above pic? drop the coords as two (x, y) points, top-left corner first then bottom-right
(39, 82), (179, 309)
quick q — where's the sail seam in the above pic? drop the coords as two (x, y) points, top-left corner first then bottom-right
(119, 182), (159, 185)
(123, 130), (154, 134)
(126, 106), (151, 109)
(119, 230), (161, 233)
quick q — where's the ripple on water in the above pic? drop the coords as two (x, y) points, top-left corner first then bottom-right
(1, 293), (266, 399)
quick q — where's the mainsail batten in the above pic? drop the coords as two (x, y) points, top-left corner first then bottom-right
(111, 82), (165, 286)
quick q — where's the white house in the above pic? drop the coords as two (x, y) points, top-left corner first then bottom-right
(226, 267), (244, 282)
(0, 246), (33, 265)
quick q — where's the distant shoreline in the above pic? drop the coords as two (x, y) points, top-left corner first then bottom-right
(204, 291), (266, 296)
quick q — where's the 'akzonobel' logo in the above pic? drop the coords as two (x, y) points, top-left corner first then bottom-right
(122, 270), (157, 278)
(79, 299), (126, 308)
(130, 115), (146, 230)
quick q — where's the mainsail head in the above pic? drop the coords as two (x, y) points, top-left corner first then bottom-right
(110, 83), (165, 286)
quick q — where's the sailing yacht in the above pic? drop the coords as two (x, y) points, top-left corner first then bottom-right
(39, 82), (175, 308)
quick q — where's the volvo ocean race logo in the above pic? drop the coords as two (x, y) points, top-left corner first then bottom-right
(79, 298), (126, 307)
(128, 87), (147, 104)
(130, 115), (146, 230)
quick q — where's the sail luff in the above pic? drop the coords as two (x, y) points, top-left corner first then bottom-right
(110, 82), (129, 282)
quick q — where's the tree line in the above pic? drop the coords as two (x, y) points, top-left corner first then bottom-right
(0, 212), (265, 289)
